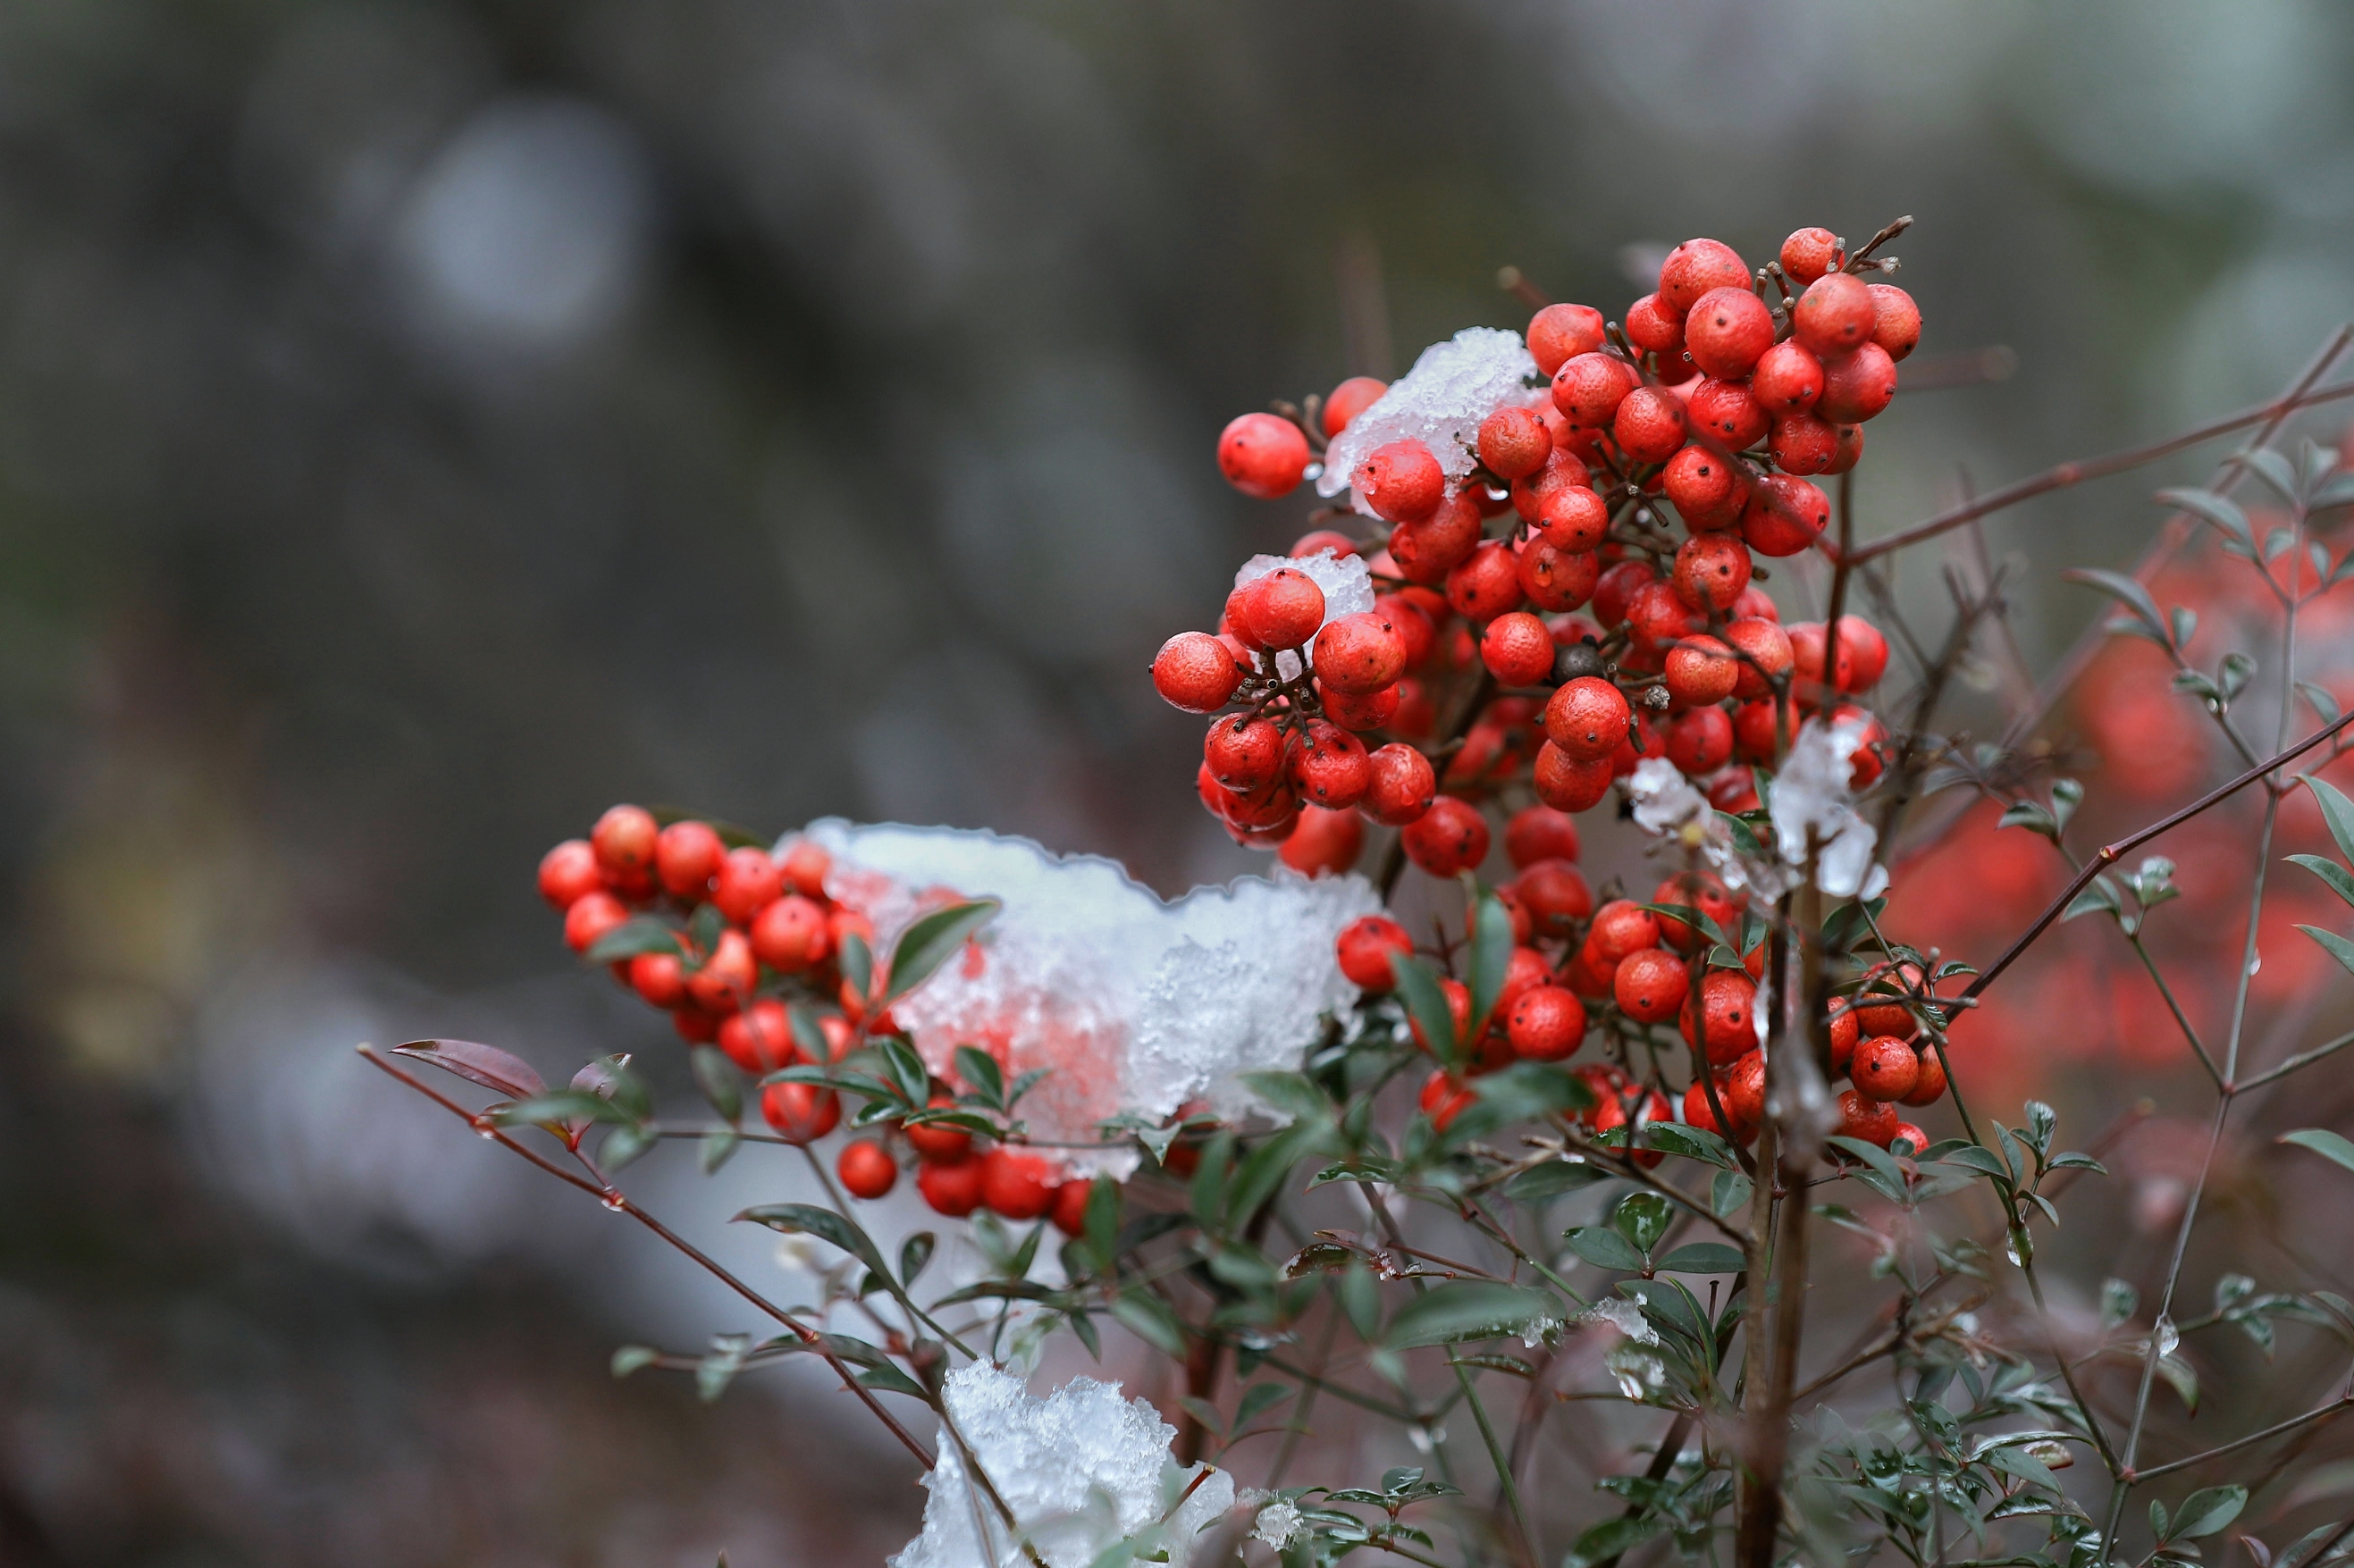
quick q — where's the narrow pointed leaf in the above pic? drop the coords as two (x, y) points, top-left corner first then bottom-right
(886, 900), (1002, 1002)
(390, 1038), (546, 1101)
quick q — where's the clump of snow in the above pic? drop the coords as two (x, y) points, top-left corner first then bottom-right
(1234, 549), (1375, 680)
(1770, 716), (1887, 901)
(1247, 1497), (1307, 1551)
(1579, 1296), (1658, 1346)
(797, 822), (1381, 1175)
(1317, 327), (1546, 517)
(1627, 758), (1711, 840)
(892, 1363), (1234, 1568)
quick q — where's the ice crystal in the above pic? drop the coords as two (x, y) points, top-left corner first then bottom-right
(1580, 1295), (1659, 1346)
(1316, 327), (1544, 517)
(1235, 549), (1375, 680)
(1770, 716), (1887, 901)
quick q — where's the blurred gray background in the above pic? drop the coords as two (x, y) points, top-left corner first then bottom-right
(4, 1), (2353, 1563)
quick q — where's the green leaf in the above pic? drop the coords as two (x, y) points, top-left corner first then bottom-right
(2302, 777), (2354, 870)
(492, 1089), (631, 1130)
(1828, 1135), (1909, 1196)
(1655, 1243), (1745, 1275)
(900, 1231), (936, 1285)
(1566, 1225), (1645, 1272)
(1999, 801), (2061, 842)
(2157, 488), (2254, 554)
(951, 1045), (1005, 1110)
(1226, 1117), (1336, 1227)
(1233, 1381), (1291, 1434)
(1383, 1281), (1557, 1348)
(1465, 889), (1517, 1038)
(2064, 566), (2173, 648)
(1390, 953), (1459, 1064)
(858, 1364), (932, 1401)
(2243, 447), (2300, 505)
(1111, 1291), (1190, 1357)
(1642, 1122), (1737, 1170)
(1504, 1160), (1608, 1202)
(2297, 924), (2354, 980)
(886, 900), (1001, 1002)
(584, 916), (685, 965)
(1710, 1170), (1753, 1218)
(736, 1203), (895, 1284)
(2281, 1128), (2354, 1174)
(699, 1127), (741, 1174)
(1240, 1070), (1333, 1124)
(600, 1122), (658, 1171)
(838, 929), (873, 1002)
(690, 1046), (744, 1123)
(2100, 1278), (2139, 1329)
(2290, 853), (2354, 910)
(2172, 1486), (2247, 1540)
(2062, 876), (2122, 923)
(573, 1053), (654, 1124)
(610, 1345), (660, 1379)
(1611, 1192), (1672, 1255)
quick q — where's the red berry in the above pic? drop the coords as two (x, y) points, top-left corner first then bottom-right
(1481, 611), (1556, 687)
(564, 891), (629, 953)
(1750, 340), (1824, 417)
(1770, 413), (1837, 476)
(1537, 483), (1610, 551)
(1512, 447), (1593, 522)
(1730, 585), (1778, 623)
(1418, 1068), (1475, 1132)
(1511, 857), (1593, 934)
(1293, 529), (1360, 559)
(1356, 440), (1445, 523)
(1590, 1085), (1670, 1167)
(917, 1156), (984, 1217)
(1624, 291), (1686, 353)
(1679, 970), (1759, 1066)
(1153, 632), (1243, 713)
(1240, 567), (1326, 650)
(1851, 1036), (1919, 1102)
(1623, 581), (1704, 659)
(1823, 423), (1865, 475)
(1551, 351), (1635, 430)
(1281, 804), (1365, 876)
(1792, 273), (1876, 358)
(1683, 1077), (1747, 1140)
(1614, 947), (1688, 1024)
(1400, 796), (1490, 877)
(1409, 979), (1474, 1054)
(1505, 803), (1580, 868)
(1527, 303), (1607, 375)
(1289, 722), (1372, 809)
(1587, 900), (1659, 963)
(1652, 871), (1739, 952)
(1664, 635), (1739, 705)
(1337, 914), (1414, 990)
(1902, 1048), (1947, 1108)
(1686, 378), (1770, 449)
(1362, 743), (1437, 826)
(1049, 1178), (1096, 1237)
(751, 895), (831, 973)
(1710, 768), (1761, 812)
(1722, 616), (1792, 700)
(1829, 1004), (1862, 1072)
(1533, 741), (1613, 812)
(686, 927), (756, 1013)
(1659, 239), (1751, 314)
(1867, 284), (1920, 362)
(673, 1008), (720, 1044)
(1818, 342), (1896, 423)
(1731, 696), (1794, 764)
(1663, 445), (1743, 530)
(653, 821), (726, 900)
(1543, 677), (1629, 760)
(1612, 385), (1687, 465)
(1665, 705), (1733, 775)
(1312, 611), (1409, 694)
(1788, 614), (1887, 696)
(1218, 412), (1311, 499)
(1778, 228), (1840, 285)
(1741, 475), (1829, 558)
(1376, 592), (1440, 667)
(781, 840), (830, 898)
(1323, 376), (1387, 437)
(1685, 286), (1777, 380)
(1519, 539), (1601, 613)
(1205, 713), (1285, 791)
(905, 1094), (973, 1161)
(1724, 1051), (1767, 1127)
(708, 847), (779, 923)
(1445, 541), (1526, 623)
(1593, 559), (1659, 628)
(718, 997), (795, 1073)
(539, 840), (604, 909)
(592, 805), (659, 878)
(1318, 679), (1400, 733)
(979, 1147), (1056, 1220)
(1389, 493), (1483, 584)
(629, 951), (687, 1010)
(1508, 985), (1586, 1061)
(1671, 533), (1753, 612)
(761, 1080), (841, 1144)
(1837, 1089), (1899, 1147)
(1610, 708), (1666, 777)
(1477, 407), (1552, 481)
(838, 1139), (899, 1199)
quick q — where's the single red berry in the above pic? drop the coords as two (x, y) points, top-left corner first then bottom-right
(1901, 1048), (1947, 1108)
(1890, 1121), (1929, 1157)
(592, 805), (659, 877)
(1401, 796), (1491, 877)
(1679, 970), (1759, 1066)
(761, 1080), (841, 1144)
(629, 951), (687, 1010)
(1724, 616), (1794, 700)
(1837, 1088), (1899, 1147)
(1749, 340), (1824, 416)
(1388, 493), (1483, 584)
(1508, 985), (1586, 1061)
(1237, 567), (1326, 650)
(1829, 1004), (1862, 1072)
(1280, 803), (1365, 876)
(837, 1139), (899, 1200)
(1375, 592), (1440, 667)
(564, 891), (629, 953)
(1593, 559), (1659, 628)
(1511, 857), (1593, 935)
(1612, 385), (1687, 465)
(1317, 679), (1400, 732)
(979, 1147), (1056, 1220)
(1830, 703), (1890, 787)
(1533, 741), (1613, 812)
(1355, 440), (1445, 523)
(751, 894), (831, 973)
(718, 997), (795, 1073)
(1312, 612), (1409, 694)
(1709, 768), (1761, 812)
(1615, 948), (1689, 1025)
(1652, 870), (1739, 952)
(685, 927), (756, 1012)
(1716, 1051), (1761, 1127)
(1205, 713), (1285, 790)
(1823, 422), (1866, 475)
(1624, 291), (1686, 354)
(780, 840), (830, 898)
(1770, 413), (1838, 476)
(1289, 722), (1372, 809)
(1818, 342), (1896, 423)
(1623, 580), (1704, 659)
(1527, 303), (1607, 375)
(1658, 239), (1751, 314)
(1686, 377), (1770, 449)
(1792, 272), (1876, 358)
(1481, 611), (1556, 687)
(1663, 445), (1742, 530)
(1867, 284), (1920, 362)
(1551, 351), (1635, 430)
(1512, 447), (1592, 521)
(1730, 585), (1778, 623)
(1854, 961), (1922, 1037)
(1684, 286), (1777, 380)
(1543, 676), (1629, 760)
(1495, 944), (1551, 1011)
(1683, 1077), (1748, 1141)
(1671, 533), (1753, 612)
(1049, 1178), (1096, 1237)
(1445, 541), (1526, 623)
(1788, 614), (1888, 696)
(539, 839), (604, 910)
(1361, 743), (1436, 826)
(1418, 1068), (1476, 1132)
(1519, 539), (1600, 613)
(1665, 705), (1734, 775)
(1151, 632), (1242, 714)
(1741, 475), (1829, 558)
(1218, 412), (1311, 499)
(1292, 528), (1360, 559)
(1504, 803), (1580, 868)
(1586, 901), (1659, 965)
(712, 847), (784, 924)
(1537, 483), (1609, 551)
(1664, 635), (1739, 705)
(904, 1094), (973, 1162)
(1336, 914), (1415, 990)
(653, 820), (726, 900)
(1323, 376), (1387, 437)
(917, 1156), (984, 1217)
(1778, 227), (1840, 285)
(1477, 407), (1552, 480)
(1731, 696), (1795, 764)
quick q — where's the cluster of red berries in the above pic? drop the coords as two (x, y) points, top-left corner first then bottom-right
(1165, 225), (1915, 874)
(538, 807), (1098, 1228)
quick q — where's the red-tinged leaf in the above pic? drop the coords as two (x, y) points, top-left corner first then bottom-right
(391, 1038), (545, 1101)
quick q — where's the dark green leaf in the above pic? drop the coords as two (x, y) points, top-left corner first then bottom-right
(1240, 1071), (1333, 1124)
(699, 1127), (741, 1174)
(2064, 567), (2172, 647)
(900, 1231), (936, 1285)
(838, 929), (873, 1002)
(2157, 488), (2254, 552)
(1711, 1170), (1753, 1218)
(1566, 1225), (1644, 1272)
(600, 1122), (657, 1171)
(690, 1046), (743, 1123)
(492, 1089), (630, 1129)
(886, 901), (1001, 1002)
(1611, 1192), (1672, 1254)
(1383, 1281), (1557, 1348)
(858, 1364), (932, 1401)
(1233, 1382), (1291, 1434)
(1390, 953), (1459, 1064)
(1504, 1160), (1608, 1202)
(2172, 1486), (2247, 1540)
(1465, 890), (1517, 1037)
(735, 1203), (894, 1284)
(953, 1045), (1005, 1108)
(2297, 924), (2354, 980)
(584, 916), (685, 965)
(1111, 1291), (1190, 1357)
(2301, 777), (2354, 870)
(1655, 1243), (1745, 1275)
(1643, 1122), (1737, 1170)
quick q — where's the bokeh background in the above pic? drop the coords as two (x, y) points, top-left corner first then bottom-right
(5, 1), (2354, 1563)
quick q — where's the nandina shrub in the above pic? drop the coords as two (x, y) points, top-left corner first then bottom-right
(370, 218), (2354, 1568)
